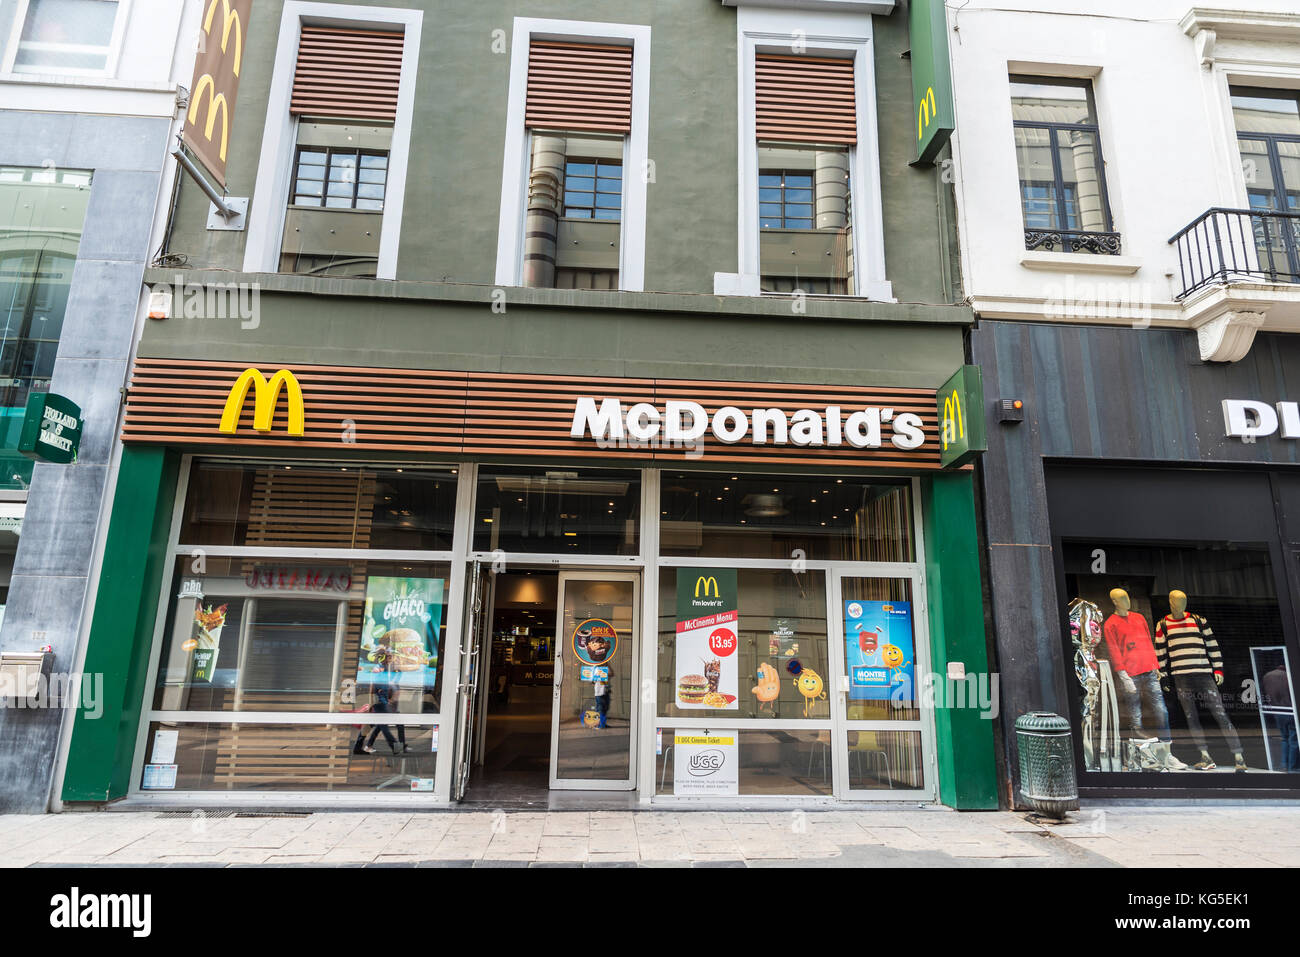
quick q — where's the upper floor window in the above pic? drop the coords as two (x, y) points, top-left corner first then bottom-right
(756, 54), (857, 294)
(9, 0), (120, 74)
(278, 27), (402, 279)
(521, 40), (633, 291)
(1011, 75), (1118, 255)
(1230, 88), (1300, 282)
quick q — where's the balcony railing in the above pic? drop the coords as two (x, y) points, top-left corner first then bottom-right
(1024, 227), (1122, 256)
(1169, 207), (1300, 300)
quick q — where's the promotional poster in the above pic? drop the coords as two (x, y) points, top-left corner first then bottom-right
(844, 600), (915, 701)
(673, 731), (739, 796)
(674, 568), (739, 710)
(357, 577), (445, 689)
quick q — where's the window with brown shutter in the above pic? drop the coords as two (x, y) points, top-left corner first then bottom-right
(755, 53), (857, 145)
(525, 40), (633, 134)
(290, 26), (405, 121)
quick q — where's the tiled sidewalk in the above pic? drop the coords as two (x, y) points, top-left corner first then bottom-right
(0, 805), (1296, 867)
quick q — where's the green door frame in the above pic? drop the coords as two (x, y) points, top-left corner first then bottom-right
(61, 446), (179, 803)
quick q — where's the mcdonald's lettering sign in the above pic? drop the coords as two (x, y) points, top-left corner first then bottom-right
(220, 368), (306, 437)
(184, 0), (254, 187)
(909, 0), (956, 166)
(937, 365), (985, 469)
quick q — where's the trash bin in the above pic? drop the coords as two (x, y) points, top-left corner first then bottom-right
(1014, 712), (1078, 818)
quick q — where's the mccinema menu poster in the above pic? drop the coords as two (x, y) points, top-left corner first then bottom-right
(358, 577), (444, 689)
(674, 568), (739, 710)
(844, 600), (915, 701)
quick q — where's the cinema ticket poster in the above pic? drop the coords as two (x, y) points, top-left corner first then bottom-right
(357, 577), (444, 690)
(674, 568), (739, 710)
(844, 600), (915, 701)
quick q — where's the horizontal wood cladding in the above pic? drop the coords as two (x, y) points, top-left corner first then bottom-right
(290, 26), (404, 121)
(123, 359), (945, 470)
(525, 40), (633, 134)
(756, 53), (857, 146)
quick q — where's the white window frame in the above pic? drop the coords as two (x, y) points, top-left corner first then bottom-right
(493, 17), (652, 292)
(731, 7), (893, 302)
(3, 0), (130, 77)
(242, 2), (422, 281)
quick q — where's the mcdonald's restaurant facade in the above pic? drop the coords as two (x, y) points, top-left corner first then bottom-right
(54, 280), (999, 810)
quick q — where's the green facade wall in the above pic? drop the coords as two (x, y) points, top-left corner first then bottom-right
(163, 1), (956, 303)
(62, 447), (178, 803)
(922, 470), (999, 809)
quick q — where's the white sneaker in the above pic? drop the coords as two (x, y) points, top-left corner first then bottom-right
(1156, 742), (1188, 770)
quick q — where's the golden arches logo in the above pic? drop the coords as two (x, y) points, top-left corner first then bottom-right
(220, 369), (305, 436)
(917, 86), (938, 142)
(694, 576), (720, 598)
(189, 74), (230, 163)
(204, 0), (244, 76)
(941, 388), (965, 451)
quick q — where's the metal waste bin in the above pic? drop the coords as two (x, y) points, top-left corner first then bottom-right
(1014, 712), (1078, 818)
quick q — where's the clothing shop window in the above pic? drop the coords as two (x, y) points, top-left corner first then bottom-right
(1063, 541), (1298, 777)
(9, 0), (121, 74)
(1011, 75), (1118, 255)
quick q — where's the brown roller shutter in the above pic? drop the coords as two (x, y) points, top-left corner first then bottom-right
(525, 39), (633, 134)
(755, 53), (857, 145)
(290, 26), (405, 121)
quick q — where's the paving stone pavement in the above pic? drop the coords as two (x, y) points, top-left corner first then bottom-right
(1, 805), (1296, 867)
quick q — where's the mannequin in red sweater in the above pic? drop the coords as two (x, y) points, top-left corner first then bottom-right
(1103, 588), (1186, 770)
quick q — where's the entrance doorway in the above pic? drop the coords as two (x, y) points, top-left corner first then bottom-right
(455, 567), (640, 801)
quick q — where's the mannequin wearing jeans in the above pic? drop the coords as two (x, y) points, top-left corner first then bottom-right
(1155, 590), (1246, 772)
(1103, 588), (1186, 770)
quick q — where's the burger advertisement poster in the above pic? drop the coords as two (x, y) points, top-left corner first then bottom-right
(357, 577), (445, 689)
(844, 600), (914, 701)
(674, 568), (739, 710)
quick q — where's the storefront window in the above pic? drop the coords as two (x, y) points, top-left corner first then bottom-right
(0, 165), (92, 490)
(139, 722), (439, 792)
(152, 558), (449, 716)
(1063, 541), (1299, 776)
(179, 461), (457, 550)
(473, 466), (640, 555)
(655, 730), (832, 796)
(657, 567), (829, 720)
(660, 472), (913, 561)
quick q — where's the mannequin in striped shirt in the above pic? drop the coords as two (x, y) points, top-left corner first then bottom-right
(1155, 590), (1247, 772)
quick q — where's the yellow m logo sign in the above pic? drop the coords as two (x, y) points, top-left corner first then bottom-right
(220, 369), (306, 436)
(204, 0), (244, 76)
(942, 389), (965, 451)
(189, 74), (230, 163)
(917, 86), (937, 142)
(694, 577), (720, 598)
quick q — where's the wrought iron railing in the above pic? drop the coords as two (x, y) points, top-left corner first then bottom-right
(1169, 207), (1300, 299)
(1024, 228), (1122, 256)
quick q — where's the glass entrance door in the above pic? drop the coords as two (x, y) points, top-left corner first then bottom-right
(827, 572), (935, 800)
(550, 571), (639, 790)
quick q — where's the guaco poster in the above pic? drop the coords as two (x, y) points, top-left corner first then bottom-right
(674, 568), (739, 710)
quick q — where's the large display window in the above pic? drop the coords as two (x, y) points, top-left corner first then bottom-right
(1049, 466), (1300, 788)
(136, 459), (455, 795)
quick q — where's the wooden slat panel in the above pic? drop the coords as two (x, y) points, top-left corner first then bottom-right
(756, 53), (857, 145)
(526, 39), (633, 134)
(291, 26), (404, 121)
(121, 358), (949, 469)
